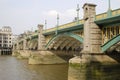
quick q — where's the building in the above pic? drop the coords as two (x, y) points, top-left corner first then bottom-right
(0, 26), (12, 55)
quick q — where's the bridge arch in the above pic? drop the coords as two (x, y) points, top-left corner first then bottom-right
(101, 34), (120, 52)
(45, 32), (83, 50)
(28, 38), (38, 50)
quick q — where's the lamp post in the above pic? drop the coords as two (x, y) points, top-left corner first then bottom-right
(76, 4), (80, 24)
(55, 14), (59, 35)
(107, 0), (112, 17)
(45, 19), (47, 32)
(108, 0), (111, 10)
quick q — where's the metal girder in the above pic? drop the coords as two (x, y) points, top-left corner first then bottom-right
(45, 32), (83, 49)
(66, 40), (77, 50)
(108, 42), (120, 52)
(101, 34), (120, 52)
(53, 37), (67, 50)
(71, 42), (81, 50)
(60, 39), (71, 50)
(32, 41), (38, 49)
(28, 39), (37, 49)
(47, 37), (62, 49)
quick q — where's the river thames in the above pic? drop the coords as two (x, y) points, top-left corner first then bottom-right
(0, 56), (120, 80)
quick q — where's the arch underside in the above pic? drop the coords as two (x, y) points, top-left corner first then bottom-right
(107, 42), (120, 52)
(101, 34), (120, 52)
(46, 33), (83, 51)
(28, 39), (38, 50)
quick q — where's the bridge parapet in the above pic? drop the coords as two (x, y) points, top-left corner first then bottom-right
(95, 8), (120, 20)
(43, 20), (84, 34)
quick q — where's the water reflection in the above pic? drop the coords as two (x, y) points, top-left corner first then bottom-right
(0, 56), (68, 80)
(27, 64), (68, 80)
(0, 56), (120, 80)
(68, 63), (120, 80)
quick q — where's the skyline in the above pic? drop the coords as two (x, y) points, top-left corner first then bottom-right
(0, 0), (120, 35)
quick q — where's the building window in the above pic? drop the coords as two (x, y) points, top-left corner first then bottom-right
(9, 45), (11, 47)
(4, 41), (8, 43)
(0, 44), (1, 48)
(3, 44), (7, 47)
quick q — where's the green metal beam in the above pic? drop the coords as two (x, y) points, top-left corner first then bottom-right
(45, 32), (83, 49)
(95, 14), (120, 25)
(101, 34), (120, 52)
(43, 24), (83, 36)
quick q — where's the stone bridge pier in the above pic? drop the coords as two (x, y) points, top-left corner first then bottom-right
(69, 3), (118, 65)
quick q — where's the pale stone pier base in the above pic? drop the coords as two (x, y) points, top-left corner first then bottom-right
(12, 50), (31, 59)
(28, 50), (67, 64)
(69, 53), (118, 66)
(12, 50), (20, 57)
(68, 53), (119, 80)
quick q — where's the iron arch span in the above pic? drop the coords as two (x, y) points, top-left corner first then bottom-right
(45, 32), (83, 50)
(101, 34), (120, 52)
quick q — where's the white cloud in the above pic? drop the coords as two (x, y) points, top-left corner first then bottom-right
(43, 10), (59, 17)
(48, 10), (58, 16)
(65, 9), (76, 17)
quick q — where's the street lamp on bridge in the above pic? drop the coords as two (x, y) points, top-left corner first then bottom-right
(55, 13), (59, 35)
(76, 4), (80, 24)
(45, 19), (47, 31)
(107, 0), (112, 17)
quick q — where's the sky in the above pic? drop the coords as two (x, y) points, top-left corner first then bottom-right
(0, 0), (120, 35)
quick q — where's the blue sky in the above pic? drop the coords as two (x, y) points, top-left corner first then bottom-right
(0, 0), (120, 34)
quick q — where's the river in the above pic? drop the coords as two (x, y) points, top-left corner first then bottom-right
(0, 56), (120, 80)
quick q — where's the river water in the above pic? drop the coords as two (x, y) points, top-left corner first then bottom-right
(0, 56), (120, 80)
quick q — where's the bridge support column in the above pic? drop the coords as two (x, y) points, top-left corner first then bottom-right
(12, 42), (20, 56)
(69, 3), (118, 67)
(82, 3), (102, 53)
(23, 39), (27, 50)
(37, 24), (46, 50)
(69, 3), (102, 65)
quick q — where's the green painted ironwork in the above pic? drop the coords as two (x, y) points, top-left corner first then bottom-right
(95, 14), (120, 25)
(55, 14), (59, 35)
(29, 38), (38, 44)
(101, 34), (120, 52)
(45, 32), (83, 49)
(31, 35), (38, 39)
(45, 20), (47, 31)
(43, 24), (83, 35)
(76, 4), (80, 24)
(95, 8), (120, 21)
(107, 0), (112, 17)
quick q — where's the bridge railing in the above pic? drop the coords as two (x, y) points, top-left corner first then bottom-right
(43, 20), (84, 34)
(95, 13), (107, 20)
(95, 8), (120, 20)
(112, 9), (120, 16)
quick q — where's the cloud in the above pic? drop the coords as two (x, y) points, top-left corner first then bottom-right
(64, 9), (76, 17)
(43, 10), (58, 17)
(48, 10), (58, 16)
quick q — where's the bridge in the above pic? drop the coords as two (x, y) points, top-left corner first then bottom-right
(13, 3), (120, 65)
